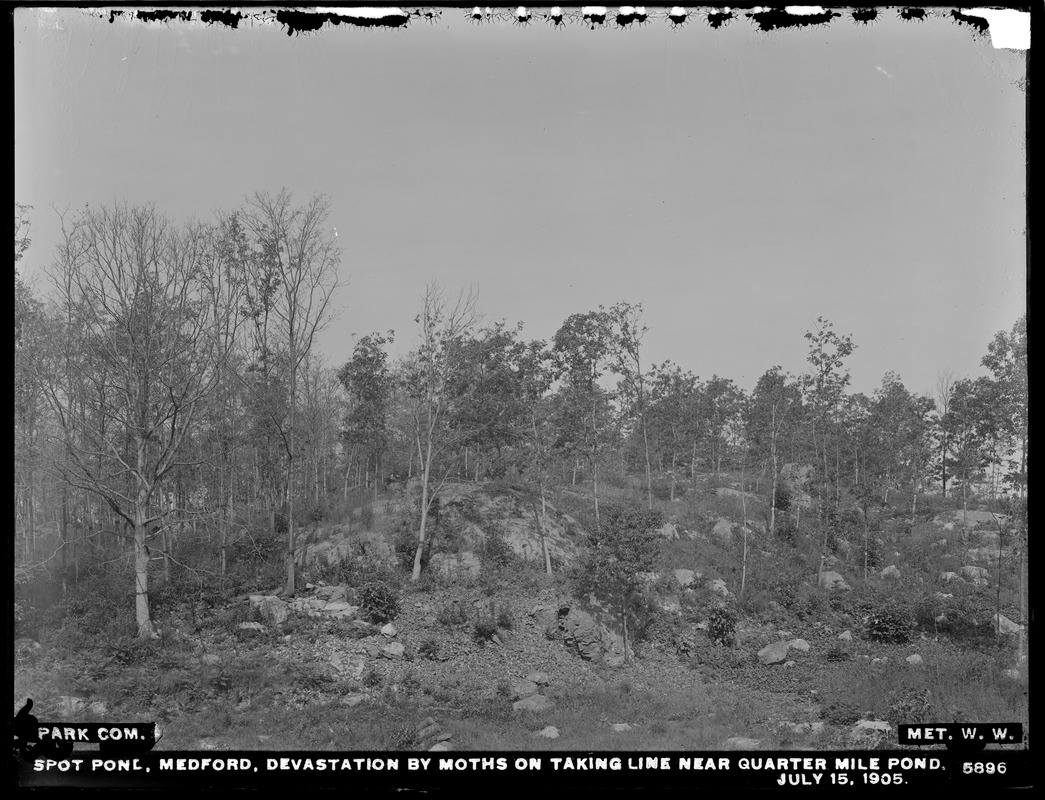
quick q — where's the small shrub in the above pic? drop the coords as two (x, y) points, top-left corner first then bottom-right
(359, 582), (400, 624)
(773, 485), (792, 513)
(496, 607), (515, 630)
(480, 527), (517, 570)
(822, 645), (851, 663)
(384, 723), (419, 751)
(417, 638), (441, 661)
(707, 606), (737, 648)
(472, 618), (499, 644)
(867, 601), (914, 644)
(774, 515), (798, 544)
(823, 698), (861, 726)
(436, 601), (469, 627)
(362, 666), (382, 688)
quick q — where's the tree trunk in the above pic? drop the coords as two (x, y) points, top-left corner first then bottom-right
(133, 513), (157, 639)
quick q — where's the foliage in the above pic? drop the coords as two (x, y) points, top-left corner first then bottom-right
(358, 582), (400, 624)
(866, 601), (914, 644)
(707, 606), (737, 647)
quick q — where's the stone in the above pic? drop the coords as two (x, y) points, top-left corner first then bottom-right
(711, 518), (734, 544)
(559, 605), (628, 666)
(880, 565), (901, 580)
(758, 640), (791, 665)
(250, 595), (289, 626)
(939, 572), (961, 584)
(853, 719), (891, 734)
(55, 696), (86, 716)
(88, 701), (107, 716)
(789, 638), (810, 652)
(324, 601), (360, 619)
(512, 680), (539, 700)
(380, 643), (405, 660)
(381, 623), (397, 638)
(725, 737), (761, 750)
(201, 654), (221, 666)
(656, 522), (679, 539)
(330, 653), (366, 679)
(935, 592), (954, 600)
(838, 630), (852, 641)
(674, 569), (696, 588)
(707, 578), (729, 597)
(238, 621), (266, 632)
(535, 726), (559, 739)
(526, 672), (550, 686)
(960, 565), (989, 581)
(1002, 668), (1021, 680)
(993, 613), (1023, 635)
(611, 723), (632, 732)
(341, 694), (367, 707)
(818, 571), (850, 591)
(906, 654), (924, 666)
(789, 722), (825, 735)
(782, 660), (796, 668)
(513, 694), (552, 713)
(428, 742), (452, 752)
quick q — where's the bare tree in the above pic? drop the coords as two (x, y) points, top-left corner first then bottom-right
(239, 190), (340, 597)
(934, 368), (956, 498)
(404, 283), (480, 582)
(41, 203), (237, 638)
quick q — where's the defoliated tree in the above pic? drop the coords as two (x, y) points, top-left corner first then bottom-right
(403, 283), (480, 582)
(41, 203), (237, 637)
(238, 190), (340, 598)
(746, 367), (800, 537)
(607, 302), (654, 509)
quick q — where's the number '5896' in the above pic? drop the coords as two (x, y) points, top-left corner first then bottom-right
(963, 763), (1006, 774)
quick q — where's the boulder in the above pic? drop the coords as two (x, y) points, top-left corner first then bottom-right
(381, 623), (397, 638)
(656, 522), (679, 540)
(249, 595), (289, 626)
(428, 552), (481, 583)
(850, 719), (891, 744)
(673, 569), (698, 588)
(330, 653), (366, 680)
(707, 578), (730, 598)
(880, 565), (901, 580)
(758, 640), (792, 665)
(526, 672), (551, 686)
(238, 621), (266, 632)
(535, 726), (559, 739)
(380, 643), (405, 660)
(511, 680), (539, 700)
(513, 694), (552, 713)
(838, 630), (852, 641)
(993, 613), (1023, 635)
(906, 654), (924, 666)
(711, 518), (733, 544)
(559, 604), (628, 666)
(960, 565), (989, 581)
(611, 723), (632, 732)
(818, 571), (851, 591)
(789, 639), (810, 652)
(939, 572), (961, 584)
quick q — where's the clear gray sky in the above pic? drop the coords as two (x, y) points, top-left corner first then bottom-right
(15, 8), (1026, 398)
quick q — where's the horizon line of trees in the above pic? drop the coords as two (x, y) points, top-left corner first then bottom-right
(14, 199), (1028, 637)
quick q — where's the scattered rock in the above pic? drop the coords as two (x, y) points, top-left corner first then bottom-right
(380, 643), (405, 660)
(939, 572), (962, 584)
(906, 654), (924, 666)
(818, 571), (851, 591)
(535, 726), (559, 739)
(330, 653), (366, 679)
(758, 640), (791, 665)
(851, 719), (891, 743)
(323, 601), (360, 619)
(935, 593), (954, 600)
(341, 694), (367, 707)
(526, 672), (550, 686)
(611, 723), (632, 732)
(788, 721), (825, 735)
(429, 742), (452, 752)
(513, 694), (552, 713)
(381, 623), (397, 638)
(782, 660), (796, 669)
(880, 565), (901, 580)
(725, 737), (761, 750)
(238, 622), (266, 632)
(1002, 668), (1022, 680)
(201, 654), (221, 666)
(789, 639), (810, 652)
(838, 630), (852, 641)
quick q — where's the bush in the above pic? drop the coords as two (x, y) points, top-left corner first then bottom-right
(774, 515), (798, 544)
(480, 527), (517, 571)
(707, 606), (737, 648)
(773, 485), (792, 513)
(436, 601), (469, 627)
(472, 618), (499, 644)
(358, 582), (400, 624)
(418, 638), (441, 661)
(867, 601), (913, 644)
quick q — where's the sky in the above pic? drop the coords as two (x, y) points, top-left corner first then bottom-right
(14, 7), (1027, 399)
